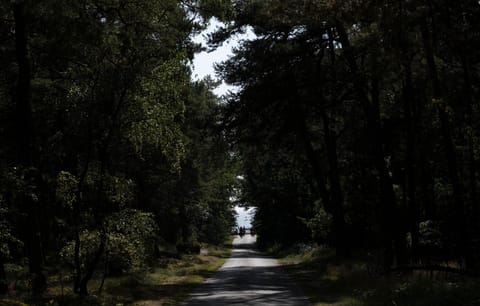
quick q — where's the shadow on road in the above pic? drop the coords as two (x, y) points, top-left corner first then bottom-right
(183, 235), (310, 305)
(185, 266), (308, 305)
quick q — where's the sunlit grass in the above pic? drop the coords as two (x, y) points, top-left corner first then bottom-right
(0, 299), (29, 306)
(102, 242), (232, 306)
(0, 239), (233, 306)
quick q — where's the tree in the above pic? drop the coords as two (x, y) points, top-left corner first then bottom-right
(218, 0), (480, 270)
(0, 0), (238, 297)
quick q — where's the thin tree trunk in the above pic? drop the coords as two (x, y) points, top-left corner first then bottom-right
(98, 250), (109, 294)
(73, 230), (81, 293)
(396, 0), (419, 264)
(402, 61), (419, 263)
(420, 15), (471, 268)
(335, 20), (399, 266)
(420, 154), (435, 218)
(78, 231), (106, 295)
(13, 1), (46, 293)
(321, 109), (348, 257)
(13, 3), (32, 162)
(292, 106), (330, 209)
(461, 55), (478, 236)
(71, 79), (127, 294)
(73, 137), (92, 293)
(0, 256), (7, 294)
(371, 76), (406, 266)
(290, 96), (348, 257)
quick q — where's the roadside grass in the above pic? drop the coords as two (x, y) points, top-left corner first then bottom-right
(271, 245), (480, 306)
(0, 241), (232, 306)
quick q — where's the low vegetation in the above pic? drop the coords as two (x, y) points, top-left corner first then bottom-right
(273, 244), (480, 306)
(1, 241), (232, 306)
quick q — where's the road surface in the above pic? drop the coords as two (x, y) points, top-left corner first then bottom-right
(183, 235), (310, 306)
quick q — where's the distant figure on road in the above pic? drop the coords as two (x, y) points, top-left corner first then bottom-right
(239, 226), (246, 237)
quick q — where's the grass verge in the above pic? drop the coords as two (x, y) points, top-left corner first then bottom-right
(0, 241), (232, 306)
(270, 244), (480, 306)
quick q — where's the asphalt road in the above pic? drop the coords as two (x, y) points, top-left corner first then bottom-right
(183, 235), (310, 306)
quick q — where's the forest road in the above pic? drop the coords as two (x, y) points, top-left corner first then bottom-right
(183, 234), (310, 306)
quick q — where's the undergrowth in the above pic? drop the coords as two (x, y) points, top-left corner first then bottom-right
(271, 244), (480, 306)
(0, 241), (232, 306)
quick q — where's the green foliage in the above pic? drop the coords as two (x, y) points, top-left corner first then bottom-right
(56, 171), (78, 210)
(106, 209), (158, 273)
(60, 230), (101, 268)
(220, 0), (480, 268)
(301, 205), (333, 242)
(3, 0), (480, 302)
(104, 175), (135, 208)
(196, 0), (234, 21)
(0, 0), (240, 297)
(0, 206), (21, 260)
(0, 169), (25, 260)
(127, 57), (188, 171)
(60, 209), (157, 276)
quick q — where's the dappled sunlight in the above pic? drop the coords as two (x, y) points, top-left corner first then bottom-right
(184, 235), (309, 305)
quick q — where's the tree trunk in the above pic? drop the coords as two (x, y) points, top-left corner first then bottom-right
(321, 109), (349, 257)
(78, 232), (105, 295)
(290, 98), (348, 257)
(292, 106), (330, 208)
(98, 251), (109, 294)
(460, 55), (478, 237)
(73, 230), (82, 293)
(420, 15), (471, 268)
(402, 61), (420, 263)
(334, 20), (399, 266)
(73, 147), (91, 293)
(395, 1), (420, 264)
(0, 256), (7, 294)
(13, 1), (46, 293)
(371, 76), (406, 266)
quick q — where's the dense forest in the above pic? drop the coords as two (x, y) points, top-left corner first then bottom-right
(1, 0), (480, 304)
(220, 0), (480, 272)
(0, 0), (237, 299)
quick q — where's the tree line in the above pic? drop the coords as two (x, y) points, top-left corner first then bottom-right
(2, 0), (480, 300)
(0, 0), (236, 297)
(217, 0), (480, 272)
